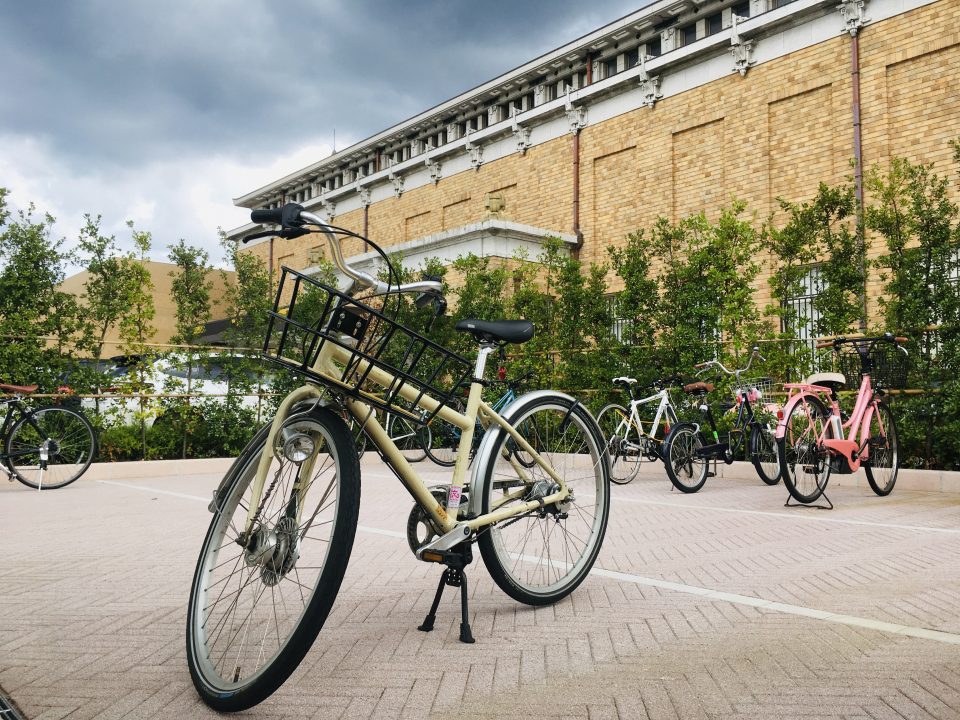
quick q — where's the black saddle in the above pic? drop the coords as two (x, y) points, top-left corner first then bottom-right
(454, 319), (534, 345)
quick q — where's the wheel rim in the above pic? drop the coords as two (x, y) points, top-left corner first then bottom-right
(191, 417), (343, 691)
(755, 425), (779, 480)
(485, 403), (606, 597)
(597, 406), (639, 483)
(783, 400), (830, 498)
(669, 428), (705, 488)
(866, 405), (897, 491)
(8, 408), (93, 488)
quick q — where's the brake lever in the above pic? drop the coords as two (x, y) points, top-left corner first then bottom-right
(241, 227), (311, 244)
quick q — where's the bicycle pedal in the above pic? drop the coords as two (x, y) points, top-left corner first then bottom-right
(706, 471), (716, 478)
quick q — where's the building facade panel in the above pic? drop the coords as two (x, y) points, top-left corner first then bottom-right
(236, 0), (960, 331)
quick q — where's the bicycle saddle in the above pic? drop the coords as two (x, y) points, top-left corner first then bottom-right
(805, 372), (846, 390)
(455, 319), (534, 345)
(0, 383), (38, 394)
(683, 381), (714, 394)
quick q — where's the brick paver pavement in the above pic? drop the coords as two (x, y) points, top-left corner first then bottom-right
(1, 456), (959, 719)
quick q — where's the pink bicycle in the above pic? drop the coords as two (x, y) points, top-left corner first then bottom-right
(776, 334), (909, 504)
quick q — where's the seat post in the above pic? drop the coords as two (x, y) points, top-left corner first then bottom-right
(473, 342), (497, 382)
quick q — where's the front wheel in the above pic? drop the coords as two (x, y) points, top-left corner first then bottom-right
(6, 407), (96, 490)
(778, 395), (832, 504)
(477, 395), (609, 605)
(595, 403), (642, 485)
(186, 407), (360, 712)
(663, 423), (708, 493)
(864, 401), (898, 496)
(749, 423), (781, 486)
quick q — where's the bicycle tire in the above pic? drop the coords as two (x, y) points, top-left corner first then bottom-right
(778, 394), (832, 504)
(663, 423), (708, 493)
(186, 406), (360, 712)
(477, 394), (609, 605)
(595, 403), (642, 485)
(386, 414), (426, 462)
(421, 415), (460, 467)
(749, 423), (781, 486)
(864, 401), (898, 496)
(6, 406), (96, 490)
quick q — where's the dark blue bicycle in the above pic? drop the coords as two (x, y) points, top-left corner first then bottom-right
(420, 370), (534, 467)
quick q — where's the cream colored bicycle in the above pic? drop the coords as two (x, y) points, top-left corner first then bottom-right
(185, 203), (611, 712)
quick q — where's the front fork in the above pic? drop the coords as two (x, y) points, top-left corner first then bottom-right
(243, 384), (326, 537)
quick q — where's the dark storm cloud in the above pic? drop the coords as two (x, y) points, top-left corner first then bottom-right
(1, 0), (642, 169)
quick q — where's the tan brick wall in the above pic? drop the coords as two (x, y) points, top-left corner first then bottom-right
(242, 1), (960, 329)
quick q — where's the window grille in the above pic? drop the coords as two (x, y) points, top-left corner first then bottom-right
(781, 266), (824, 342)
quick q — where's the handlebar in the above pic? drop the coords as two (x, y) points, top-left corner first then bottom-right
(816, 333), (910, 355)
(694, 346), (765, 378)
(246, 203), (443, 298)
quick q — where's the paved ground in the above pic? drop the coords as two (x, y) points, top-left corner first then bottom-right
(2, 456), (960, 720)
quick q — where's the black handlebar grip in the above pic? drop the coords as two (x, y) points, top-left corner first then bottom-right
(250, 207), (284, 224)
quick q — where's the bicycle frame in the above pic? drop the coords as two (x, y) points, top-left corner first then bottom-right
(245, 339), (574, 542)
(621, 388), (677, 448)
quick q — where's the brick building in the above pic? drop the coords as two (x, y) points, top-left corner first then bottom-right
(229, 0), (959, 330)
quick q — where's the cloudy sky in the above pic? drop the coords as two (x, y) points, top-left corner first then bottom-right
(1, 1), (643, 269)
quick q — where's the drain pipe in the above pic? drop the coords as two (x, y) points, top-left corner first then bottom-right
(573, 129), (582, 254)
(851, 28), (868, 328)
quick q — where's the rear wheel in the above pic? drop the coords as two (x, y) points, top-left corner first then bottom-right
(478, 395), (609, 605)
(663, 423), (708, 493)
(864, 401), (898, 496)
(596, 403), (642, 485)
(749, 423), (781, 486)
(186, 407), (360, 712)
(6, 407), (96, 490)
(778, 395), (832, 504)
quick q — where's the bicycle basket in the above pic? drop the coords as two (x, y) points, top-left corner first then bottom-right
(263, 267), (473, 425)
(835, 343), (909, 389)
(733, 377), (777, 404)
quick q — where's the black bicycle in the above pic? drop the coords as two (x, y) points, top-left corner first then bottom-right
(1, 383), (97, 490)
(662, 347), (781, 493)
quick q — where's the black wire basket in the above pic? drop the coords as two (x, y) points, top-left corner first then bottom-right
(835, 343), (909, 389)
(263, 267), (473, 425)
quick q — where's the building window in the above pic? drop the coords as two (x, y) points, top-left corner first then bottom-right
(605, 295), (633, 343)
(773, 0), (797, 8)
(625, 47), (639, 68)
(707, 12), (723, 35)
(646, 36), (661, 57)
(782, 266), (824, 341)
(603, 56), (618, 79)
(732, 1), (750, 17)
(682, 24), (698, 46)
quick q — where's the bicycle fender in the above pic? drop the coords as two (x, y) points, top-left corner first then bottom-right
(466, 390), (578, 519)
(775, 392), (811, 440)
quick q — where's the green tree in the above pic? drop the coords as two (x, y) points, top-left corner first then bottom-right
(118, 222), (157, 458)
(0, 190), (87, 389)
(77, 214), (141, 371)
(867, 156), (960, 380)
(168, 239), (213, 346)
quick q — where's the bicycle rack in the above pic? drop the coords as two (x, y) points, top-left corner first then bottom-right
(784, 489), (834, 510)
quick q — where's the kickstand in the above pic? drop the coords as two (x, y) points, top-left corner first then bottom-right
(784, 489), (834, 510)
(418, 566), (475, 643)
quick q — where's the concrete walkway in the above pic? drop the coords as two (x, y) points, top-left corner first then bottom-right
(2, 457), (959, 719)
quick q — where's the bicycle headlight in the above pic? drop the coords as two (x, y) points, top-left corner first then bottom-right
(279, 427), (316, 464)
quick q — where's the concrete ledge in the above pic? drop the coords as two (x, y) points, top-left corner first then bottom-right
(83, 457), (233, 481)
(630, 460), (960, 494)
